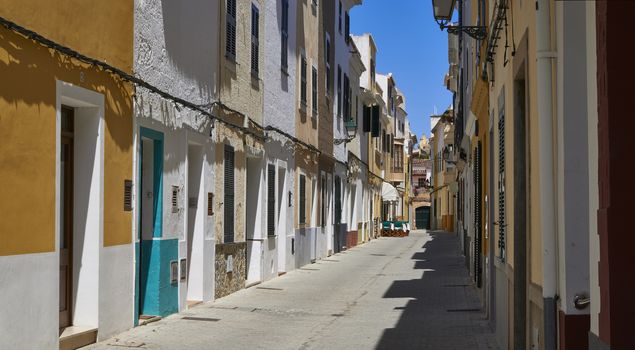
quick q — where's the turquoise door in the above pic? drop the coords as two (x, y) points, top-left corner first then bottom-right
(415, 206), (431, 230)
(135, 127), (178, 322)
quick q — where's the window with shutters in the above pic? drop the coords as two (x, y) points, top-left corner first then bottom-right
(312, 66), (318, 115)
(281, 0), (289, 70)
(371, 105), (380, 137)
(388, 85), (393, 115)
(498, 105), (506, 261)
(225, 0), (237, 61)
(325, 35), (331, 94)
(224, 145), (235, 243)
(251, 4), (259, 76)
(393, 145), (403, 173)
(334, 177), (341, 224)
(299, 174), (306, 224)
(363, 105), (370, 133)
(321, 175), (326, 227)
(343, 74), (349, 120)
(418, 177), (425, 188)
(345, 11), (350, 43)
(370, 59), (375, 84)
(300, 56), (307, 106)
(338, 1), (342, 34)
(382, 129), (386, 152)
(474, 142), (482, 288)
(337, 65), (342, 117)
(345, 78), (352, 122)
(267, 164), (275, 236)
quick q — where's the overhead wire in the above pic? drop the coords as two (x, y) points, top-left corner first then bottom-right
(1, 15), (388, 178)
(0, 15), (265, 140)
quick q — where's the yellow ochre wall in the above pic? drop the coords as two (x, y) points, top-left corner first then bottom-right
(0, 0), (133, 255)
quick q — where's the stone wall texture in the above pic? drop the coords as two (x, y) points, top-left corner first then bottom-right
(215, 242), (247, 299)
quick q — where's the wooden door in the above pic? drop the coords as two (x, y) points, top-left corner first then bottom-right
(59, 106), (74, 329)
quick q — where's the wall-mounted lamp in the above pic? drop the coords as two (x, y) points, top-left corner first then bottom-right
(432, 0), (487, 40)
(334, 119), (358, 145)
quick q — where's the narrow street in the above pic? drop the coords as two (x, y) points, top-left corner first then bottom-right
(87, 231), (498, 350)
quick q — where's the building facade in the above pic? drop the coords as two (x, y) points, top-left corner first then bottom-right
(0, 1), (419, 348)
(436, 0), (635, 349)
(0, 1), (134, 348)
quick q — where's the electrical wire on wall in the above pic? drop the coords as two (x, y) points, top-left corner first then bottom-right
(0, 15), (269, 142)
(0, 14), (376, 175)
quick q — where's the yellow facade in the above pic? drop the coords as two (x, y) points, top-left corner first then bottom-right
(430, 116), (454, 232)
(0, 0), (133, 255)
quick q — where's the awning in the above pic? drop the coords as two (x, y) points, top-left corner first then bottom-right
(382, 182), (399, 202)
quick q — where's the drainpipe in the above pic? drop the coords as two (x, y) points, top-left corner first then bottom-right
(536, 0), (557, 349)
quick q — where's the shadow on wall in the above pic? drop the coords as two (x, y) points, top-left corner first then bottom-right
(159, 0), (217, 101)
(374, 232), (493, 350)
(0, 29), (132, 154)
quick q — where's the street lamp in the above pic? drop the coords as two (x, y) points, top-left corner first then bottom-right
(432, 0), (487, 40)
(334, 118), (358, 145)
(442, 145), (456, 165)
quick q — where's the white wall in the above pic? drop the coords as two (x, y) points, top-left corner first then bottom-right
(585, 0), (599, 335)
(333, 1), (354, 163)
(556, 0), (591, 316)
(263, 0), (298, 276)
(0, 253), (58, 349)
(135, 0), (219, 310)
(99, 244), (134, 340)
(351, 34), (372, 91)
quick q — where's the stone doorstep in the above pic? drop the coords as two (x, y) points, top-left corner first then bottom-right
(138, 315), (162, 326)
(59, 326), (97, 350)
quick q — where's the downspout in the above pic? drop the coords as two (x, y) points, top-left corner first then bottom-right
(536, 0), (557, 349)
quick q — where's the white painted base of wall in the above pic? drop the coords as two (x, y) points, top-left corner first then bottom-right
(285, 234), (296, 272)
(294, 228), (317, 269)
(178, 238), (215, 310)
(262, 236), (278, 281)
(0, 252), (58, 349)
(246, 240), (263, 284)
(98, 244), (134, 341)
(315, 227), (328, 260)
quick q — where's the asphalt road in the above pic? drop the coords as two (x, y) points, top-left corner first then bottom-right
(86, 230), (499, 350)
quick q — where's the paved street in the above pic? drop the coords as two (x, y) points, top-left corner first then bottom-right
(86, 231), (499, 350)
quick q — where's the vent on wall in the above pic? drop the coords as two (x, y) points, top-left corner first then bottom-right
(208, 193), (214, 216)
(180, 258), (187, 282)
(124, 180), (133, 211)
(172, 186), (179, 213)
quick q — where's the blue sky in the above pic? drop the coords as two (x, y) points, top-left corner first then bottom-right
(350, 0), (452, 140)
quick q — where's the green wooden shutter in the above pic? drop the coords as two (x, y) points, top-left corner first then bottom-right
(299, 175), (306, 224)
(321, 177), (326, 227)
(345, 75), (349, 121)
(224, 145), (235, 243)
(301, 57), (307, 105)
(267, 164), (275, 236)
(337, 66), (342, 117)
(371, 105), (380, 137)
(281, 0), (289, 69)
(312, 67), (318, 114)
(334, 177), (341, 224)
(226, 0), (237, 60)
(363, 105), (370, 132)
(345, 11), (350, 43)
(498, 108), (506, 261)
(251, 4), (259, 75)
(474, 142), (482, 288)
